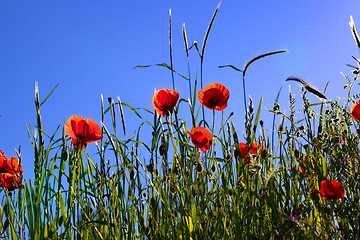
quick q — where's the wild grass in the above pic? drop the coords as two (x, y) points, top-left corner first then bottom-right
(1, 4), (360, 239)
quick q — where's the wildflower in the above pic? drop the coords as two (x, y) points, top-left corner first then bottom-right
(65, 116), (103, 148)
(319, 180), (345, 200)
(152, 89), (179, 117)
(236, 142), (264, 165)
(186, 126), (212, 153)
(0, 173), (21, 191)
(0, 151), (23, 174)
(351, 100), (360, 120)
(0, 151), (23, 191)
(198, 83), (229, 110)
(298, 155), (315, 175)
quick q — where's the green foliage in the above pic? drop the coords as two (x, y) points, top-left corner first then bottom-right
(1, 4), (360, 240)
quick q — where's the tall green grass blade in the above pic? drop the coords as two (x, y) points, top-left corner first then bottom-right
(39, 83), (60, 107)
(201, 2), (221, 63)
(117, 97), (127, 136)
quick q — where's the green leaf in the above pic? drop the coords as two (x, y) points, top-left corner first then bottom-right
(40, 83), (60, 107)
(218, 65), (242, 72)
(243, 50), (287, 77)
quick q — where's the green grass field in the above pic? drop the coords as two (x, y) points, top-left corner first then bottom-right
(0, 5), (360, 239)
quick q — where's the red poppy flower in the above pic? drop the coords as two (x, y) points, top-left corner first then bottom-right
(319, 180), (344, 200)
(0, 173), (21, 191)
(238, 142), (264, 158)
(198, 83), (229, 110)
(152, 89), (179, 117)
(0, 151), (23, 174)
(65, 116), (103, 148)
(351, 100), (360, 121)
(186, 127), (212, 153)
(236, 142), (264, 165)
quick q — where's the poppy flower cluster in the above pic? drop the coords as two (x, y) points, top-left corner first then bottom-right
(236, 142), (264, 166)
(152, 83), (229, 118)
(187, 127), (212, 153)
(152, 84), (229, 153)
(0, 151), (23, 191)
(65, 116), (103, 148)
(351, 100), (360, 121)
(318, 180), (345, 200)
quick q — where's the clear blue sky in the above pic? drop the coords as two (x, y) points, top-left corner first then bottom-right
(0, 1), (359, 181)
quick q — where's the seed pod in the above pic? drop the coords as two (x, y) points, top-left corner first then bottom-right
(260, 120), (264, 127)
(130, 169), (135, 180)
(211, 164), (216, 172)
(196, 162), (203, 174)
(146, 163), (153, 173)
(159, 144), (167, 156)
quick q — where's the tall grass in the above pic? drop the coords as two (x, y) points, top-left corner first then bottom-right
(0, 5), (360, 240)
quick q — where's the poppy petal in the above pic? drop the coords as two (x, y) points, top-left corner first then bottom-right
(65, 116), (83, 138)
(351, 100), (360, 121)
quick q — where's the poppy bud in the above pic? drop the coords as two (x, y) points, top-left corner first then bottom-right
(61, 150), (68, 161)
(130, 169), (135, 180)
(159, 144), (167, 156)
(196, 162), (203, 174)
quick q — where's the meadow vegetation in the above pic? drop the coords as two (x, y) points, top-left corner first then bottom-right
(1, 4), (360, 239)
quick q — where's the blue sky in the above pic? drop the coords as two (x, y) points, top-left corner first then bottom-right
(0, 1), (359, 180)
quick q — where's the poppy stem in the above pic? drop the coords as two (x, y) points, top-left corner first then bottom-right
(201, 64), (206, 127)
(166, 115), (177, 151)
(242, 73), (248, 126)
(212, 108), (216, 136)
